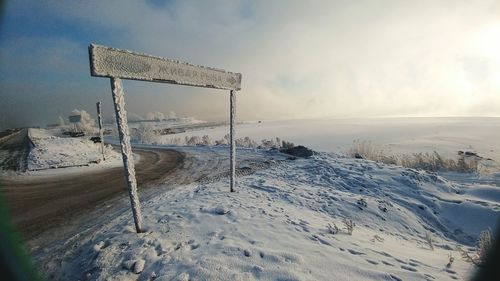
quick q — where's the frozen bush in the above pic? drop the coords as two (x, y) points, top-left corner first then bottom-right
(167, 110), (177, 120)
(478, 229), (493, 262)
(457, 229), (494, 267)
(447, 253), (454, 268)
(201, 135), (212, 146)
(133, 123), (159, 144)
(342, 218), (355, 235)
(236, 137), (258, 148)
(346, 140), (383, 161)
(164, 134), (294, 149)
(171, 137), (182, 145)
(346, 140), (480, 173)
(214, 139), (226, 146)
(70, 109), (96, 134)
(185, 136), (201, 146)
(261, 138), (279, 149)
(425, 231), (434, 250)
(327, 223), (340, 235)
(58, 116), (65, 127)
(281, 140), (295, 149)
(145, 111), (165, 121)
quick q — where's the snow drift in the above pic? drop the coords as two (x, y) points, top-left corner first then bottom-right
(42, 148), (498, 280)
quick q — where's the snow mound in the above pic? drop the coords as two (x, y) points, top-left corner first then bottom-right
(27, 128), (121, 170)
(50, 151), (498, 280)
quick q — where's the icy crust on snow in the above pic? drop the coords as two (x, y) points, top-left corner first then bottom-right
(54, 152), (498, 280)
(27, 129), (121, 171)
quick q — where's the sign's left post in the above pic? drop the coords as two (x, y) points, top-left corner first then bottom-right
(109, 77), (143, 233)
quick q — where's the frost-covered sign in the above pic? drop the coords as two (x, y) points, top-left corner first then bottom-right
(89, 44), (241, 90)
(88, 43), (242, 233)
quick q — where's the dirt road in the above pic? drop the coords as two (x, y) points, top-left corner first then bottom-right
(0, 147), (184, 240)
(0, 129), (30, 171)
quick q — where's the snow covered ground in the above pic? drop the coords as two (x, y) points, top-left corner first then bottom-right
(47, 147), (498, 281)
(27, 128), (121, 171)
(8, 119), (498, 280)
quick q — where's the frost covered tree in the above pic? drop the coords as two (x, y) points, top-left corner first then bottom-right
(71, 109), (96, 134)
(172, 137), (182, 145)
(145, 111), (165, 121)
(186, 136), (201, 146)
(57, 116), (65, 127)
(236, 137), (258, 148)
(134, 123), (158, 144)
(167, 110), (177, 120)
(201, 135), (212, 146)
(457, 229), (494, 267)
(261, 138), (280, 148)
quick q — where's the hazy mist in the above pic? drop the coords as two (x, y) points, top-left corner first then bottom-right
(1, 0), (500, 130)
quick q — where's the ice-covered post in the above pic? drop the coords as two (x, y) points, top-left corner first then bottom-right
(110, 78), (143, 233)
(230, 90), (236, 192)
(96, 101), (105, 161)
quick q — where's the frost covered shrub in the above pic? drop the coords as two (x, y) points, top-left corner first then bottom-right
(167, 134), (293, 149)
(185, 136), (201, 146)
(281, 140), (295, 149)
(260, 138), (281, 149)
(400, 152), (479, 173)
(209, 135), (292, 149)
(214, 139), (226, 146)
(346, 140), (384, 161)
(346, 140), (479, 173)
(457, 229), (494, 267)
(327, 223), (340, 235)
(213, 134), (230, 145)
(342, 218), (355, 235)
(236, 137), (258, 148)
(478, 229), (493, 263)
(425, 231), (434, 250)
(71, 109), (96, 134)
(201, 135), (212, 146)
(170, 137), (182, 145)
(145, 111), (165, 121)
(446, 253), (455, 268)
(134, 123), (159, 144)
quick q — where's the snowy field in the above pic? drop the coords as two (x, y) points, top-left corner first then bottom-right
(8, 118), (499, 280)
(47, 147), (499, 280)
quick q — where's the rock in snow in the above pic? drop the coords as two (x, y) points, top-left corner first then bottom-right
(121, 259), (135, 270)
(133, 259), (146, 274)
(281, 145), (314, 158)
(211, 205), (230, 215)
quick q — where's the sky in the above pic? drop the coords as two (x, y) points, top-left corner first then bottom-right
(1, 0), (500, 129)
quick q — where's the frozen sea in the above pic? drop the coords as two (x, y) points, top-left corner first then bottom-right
(157, 117), (500, 162)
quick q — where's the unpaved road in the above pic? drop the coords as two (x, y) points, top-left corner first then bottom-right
(0, 132), (272, 265)
(0, 147), (184, 241)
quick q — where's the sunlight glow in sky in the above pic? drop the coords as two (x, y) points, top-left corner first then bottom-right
(0, 0), (499, 129)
